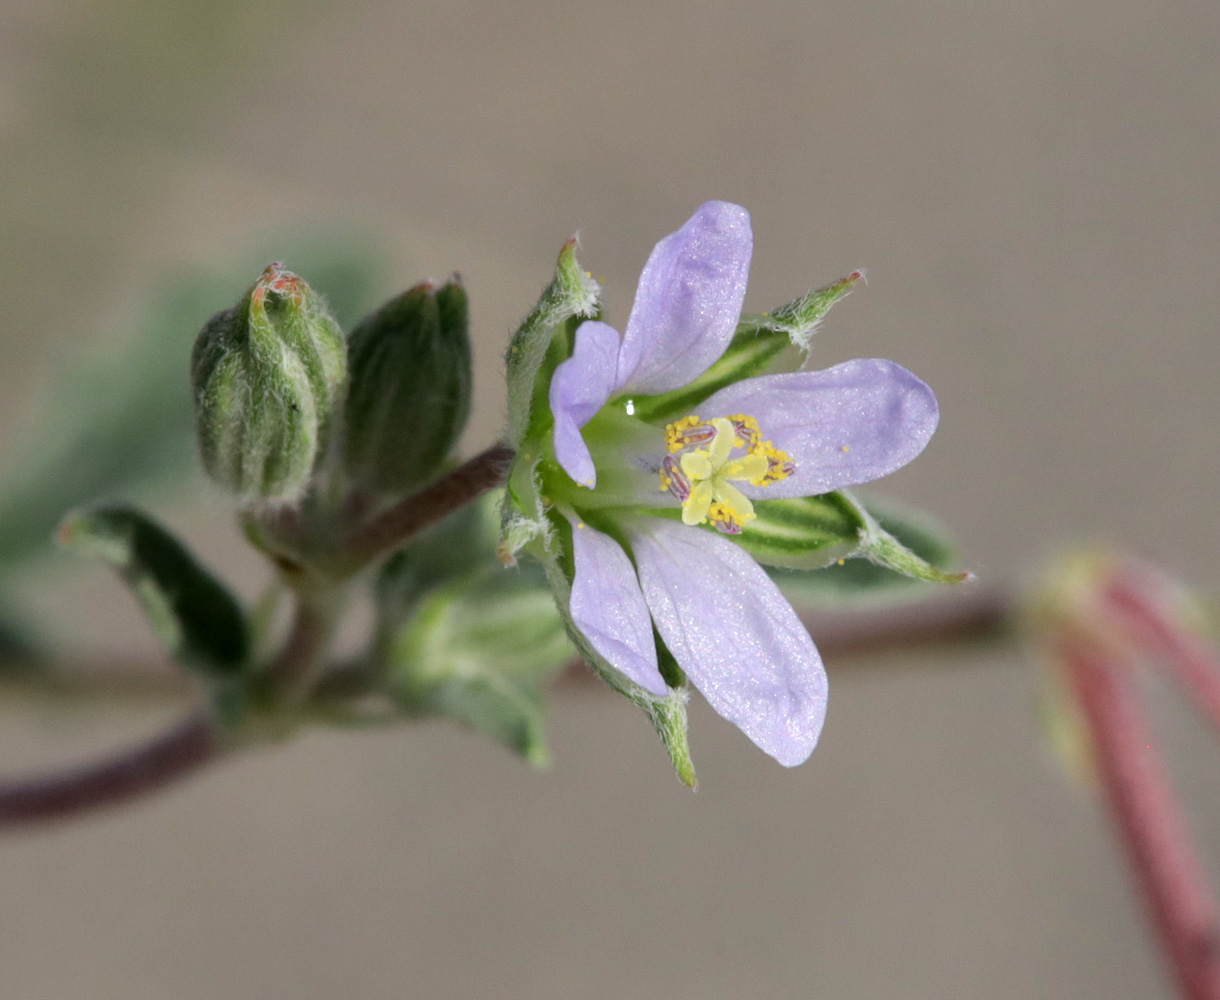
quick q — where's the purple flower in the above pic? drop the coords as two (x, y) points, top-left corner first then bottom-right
(547, 201), (939, 766)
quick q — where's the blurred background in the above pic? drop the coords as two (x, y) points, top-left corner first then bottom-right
(1, 0), (1218, 996)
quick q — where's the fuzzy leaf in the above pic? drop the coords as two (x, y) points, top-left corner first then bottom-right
(385, 570), (572, 763)
(57, 505), (249, 678)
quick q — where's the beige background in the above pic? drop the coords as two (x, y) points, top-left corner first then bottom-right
(2, 0), (1220, 997)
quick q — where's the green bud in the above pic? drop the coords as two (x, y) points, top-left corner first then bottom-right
(344, 279), (472, 493)
(191, 263), (347, 502)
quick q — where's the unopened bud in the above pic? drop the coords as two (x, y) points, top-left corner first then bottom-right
(191, 264), (347, 502)
(343, 278), (472, 493)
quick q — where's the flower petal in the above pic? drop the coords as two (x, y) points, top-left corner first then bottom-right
(617, 201), (753, 395)
(549, 320), (622, 487)
(567, 515), (667, 696)
(628, 517), (826, 765)
(698, 359), (939, 499)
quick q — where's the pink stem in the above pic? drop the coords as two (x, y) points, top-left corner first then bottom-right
(1106, 576), (1220, 735)
(1066, 643), (1220, 1000)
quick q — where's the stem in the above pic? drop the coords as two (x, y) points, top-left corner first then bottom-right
(0, 584), (1013, 829)
(263, 588), (343, 701)
(338, 444), (515, 571)
(0, 711), (221, 829)
(1106, 576), (1220, 736)
(1066, 644), (1220, 1000)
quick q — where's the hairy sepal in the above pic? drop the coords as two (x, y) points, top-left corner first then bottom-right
(505, 239), (601, 448)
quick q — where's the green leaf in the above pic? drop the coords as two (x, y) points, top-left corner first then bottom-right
(385, 570), (574, 764)
(505, 239), (601, 448)
(719, 491), (865, 570)
(376, 491), (515, 629)
(57, 505), (250, 678)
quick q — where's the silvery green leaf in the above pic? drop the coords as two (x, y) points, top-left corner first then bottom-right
(57, 505), (249, 678)
(385, 570), (573, 763)
(376, 492), (507, 629)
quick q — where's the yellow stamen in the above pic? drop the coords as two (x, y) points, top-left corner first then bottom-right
(660, 415), (792, 532)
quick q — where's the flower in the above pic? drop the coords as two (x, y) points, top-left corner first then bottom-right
(543, 201), (939, 766)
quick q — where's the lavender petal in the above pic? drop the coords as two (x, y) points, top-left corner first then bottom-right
(699, 359), (939, 499)
(617, 201), (753, 395)
(628, 517), (826, 766)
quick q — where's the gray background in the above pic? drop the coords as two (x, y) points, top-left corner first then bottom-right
(2, 0), (1219, 997)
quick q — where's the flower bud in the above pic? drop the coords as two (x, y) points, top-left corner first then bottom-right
(343, 278), (472, 493)
(191, 264), (347, 502)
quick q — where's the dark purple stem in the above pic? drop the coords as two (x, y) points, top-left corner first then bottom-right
(339, 444), (515, 570)
(0, 712), (220, 829)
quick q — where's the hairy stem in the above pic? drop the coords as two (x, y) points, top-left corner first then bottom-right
(1066, 644), (1220, 1000)
(0, 711), (221, 829)
(338, 443), (515, 572)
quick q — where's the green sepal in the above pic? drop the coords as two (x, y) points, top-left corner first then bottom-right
(344, 279), (472, 493)
(505, 238), (601, 448)
(384, 570), (572, 764)
(755, 270), (863, 353)
(768, 494), (968, 603)
(671, 491), (866, 571)
(191, 263), (347, 502)
(534, 512), (697, 787)
(625, 322), (796, 425)
(849, 493), (970, 585)
(618, 271), (863, 426)
(56, 505), (250, 678)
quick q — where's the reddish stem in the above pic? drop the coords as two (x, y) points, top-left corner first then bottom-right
(0, 712), (220, 829)
(339, 444), (515, 570)
(1066, 644), (1220, 1000)
(1106, 576), (1220, 736)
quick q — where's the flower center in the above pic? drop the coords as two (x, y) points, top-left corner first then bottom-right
(659, 414), (795, 534)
